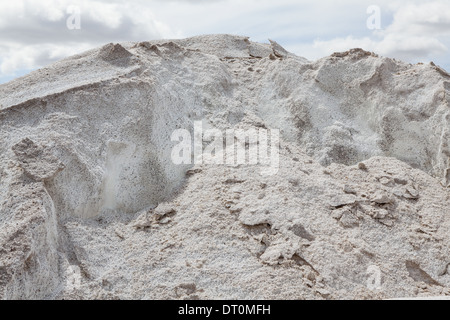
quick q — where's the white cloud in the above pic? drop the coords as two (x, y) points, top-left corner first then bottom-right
(0, 0), (175, 77)
(0, 42), (94, 75)
(294, 1), (450, 64)
(387, 1), (450, 35)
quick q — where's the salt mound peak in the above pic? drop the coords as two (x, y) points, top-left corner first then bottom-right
(98, 43), (132, 62)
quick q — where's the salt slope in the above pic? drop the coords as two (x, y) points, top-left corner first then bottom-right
(57, 150), (450, 300)
(0, 34), (449, 299)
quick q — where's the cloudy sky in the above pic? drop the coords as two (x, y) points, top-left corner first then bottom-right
(1, 0), (450, 84)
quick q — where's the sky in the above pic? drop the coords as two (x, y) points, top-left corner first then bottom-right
(1, 0), (450, 84)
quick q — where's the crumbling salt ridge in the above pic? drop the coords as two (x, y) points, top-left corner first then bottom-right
(0, 34), (449, 300)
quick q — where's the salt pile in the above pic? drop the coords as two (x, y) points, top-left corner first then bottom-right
(0, 35), (449, 299)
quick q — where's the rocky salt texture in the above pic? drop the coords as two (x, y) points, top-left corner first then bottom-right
(0, 35), (449, 299)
